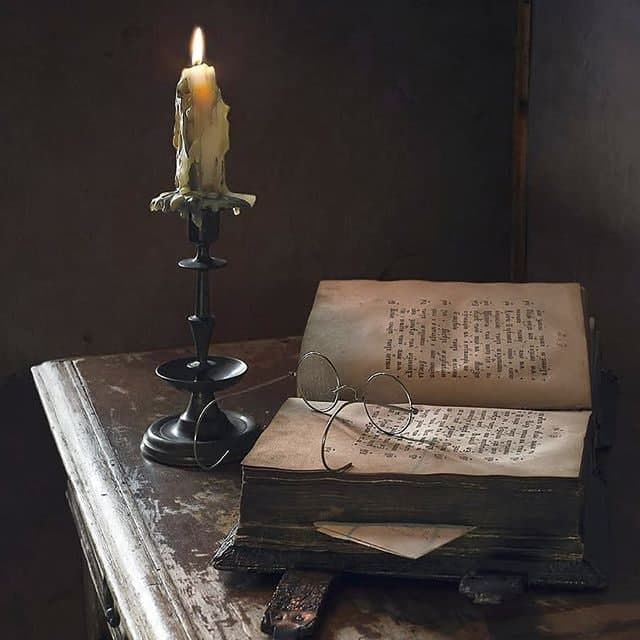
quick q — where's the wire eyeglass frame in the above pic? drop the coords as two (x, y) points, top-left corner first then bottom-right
(194, 351), (417, 473)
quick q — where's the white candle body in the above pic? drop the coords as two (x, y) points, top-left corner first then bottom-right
(173, 63), (230, 193)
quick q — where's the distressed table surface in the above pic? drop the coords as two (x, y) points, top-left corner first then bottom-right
(33, 338), (640, 639)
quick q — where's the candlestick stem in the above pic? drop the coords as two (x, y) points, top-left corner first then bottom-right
(189, 217), (215, 369)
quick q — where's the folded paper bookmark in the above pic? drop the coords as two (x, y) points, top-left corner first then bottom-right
(314, 522), (475, 559)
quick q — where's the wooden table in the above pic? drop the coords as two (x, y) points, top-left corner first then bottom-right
(33, 338), (640, 639)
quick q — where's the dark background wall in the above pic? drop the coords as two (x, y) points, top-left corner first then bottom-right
(0, 1), (517, 637)
(0, 0), (516, 379)
(528, 0), (640, 386)
(527, 0), (640, 593)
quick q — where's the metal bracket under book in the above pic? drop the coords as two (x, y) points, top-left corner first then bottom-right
(261, 570), (337, 639)
(459, 571), (526, 605)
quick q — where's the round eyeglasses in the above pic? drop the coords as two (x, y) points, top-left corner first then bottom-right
(297, 351), (416, 472)
(194, 351), (417, 473)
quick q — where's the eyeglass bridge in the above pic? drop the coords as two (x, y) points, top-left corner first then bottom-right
(332, 384), (359, 401)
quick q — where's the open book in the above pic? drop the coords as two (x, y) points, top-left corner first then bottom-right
(215, 281), (606, 588)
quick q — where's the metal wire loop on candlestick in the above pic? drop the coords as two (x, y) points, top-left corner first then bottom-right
(193, 372), (296, 470)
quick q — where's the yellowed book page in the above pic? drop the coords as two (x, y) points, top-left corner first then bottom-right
(299, 280), (590, 410)
(243, 398), (591, 478)
(314, 522), (475, 559)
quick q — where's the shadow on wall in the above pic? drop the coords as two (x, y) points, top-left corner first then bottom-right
(528, 179), (640, 385)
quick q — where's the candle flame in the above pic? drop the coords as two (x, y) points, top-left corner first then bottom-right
(191, 26), (205, 65)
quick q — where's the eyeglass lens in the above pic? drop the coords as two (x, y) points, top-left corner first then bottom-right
(364, 372), (413, 435)
(297, 352), (340, 413)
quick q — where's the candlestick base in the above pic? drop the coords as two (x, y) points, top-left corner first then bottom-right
(141, 410), (258, 467)
(141, 355), (260, 467)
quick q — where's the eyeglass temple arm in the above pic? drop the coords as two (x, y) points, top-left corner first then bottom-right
(320, 400), (357, 473)
(193, 398), (230, 471)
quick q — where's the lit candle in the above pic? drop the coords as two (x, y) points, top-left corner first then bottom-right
(173, 27), (229, 193)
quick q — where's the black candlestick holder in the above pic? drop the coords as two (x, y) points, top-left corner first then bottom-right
(141, 190), (259, 467)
